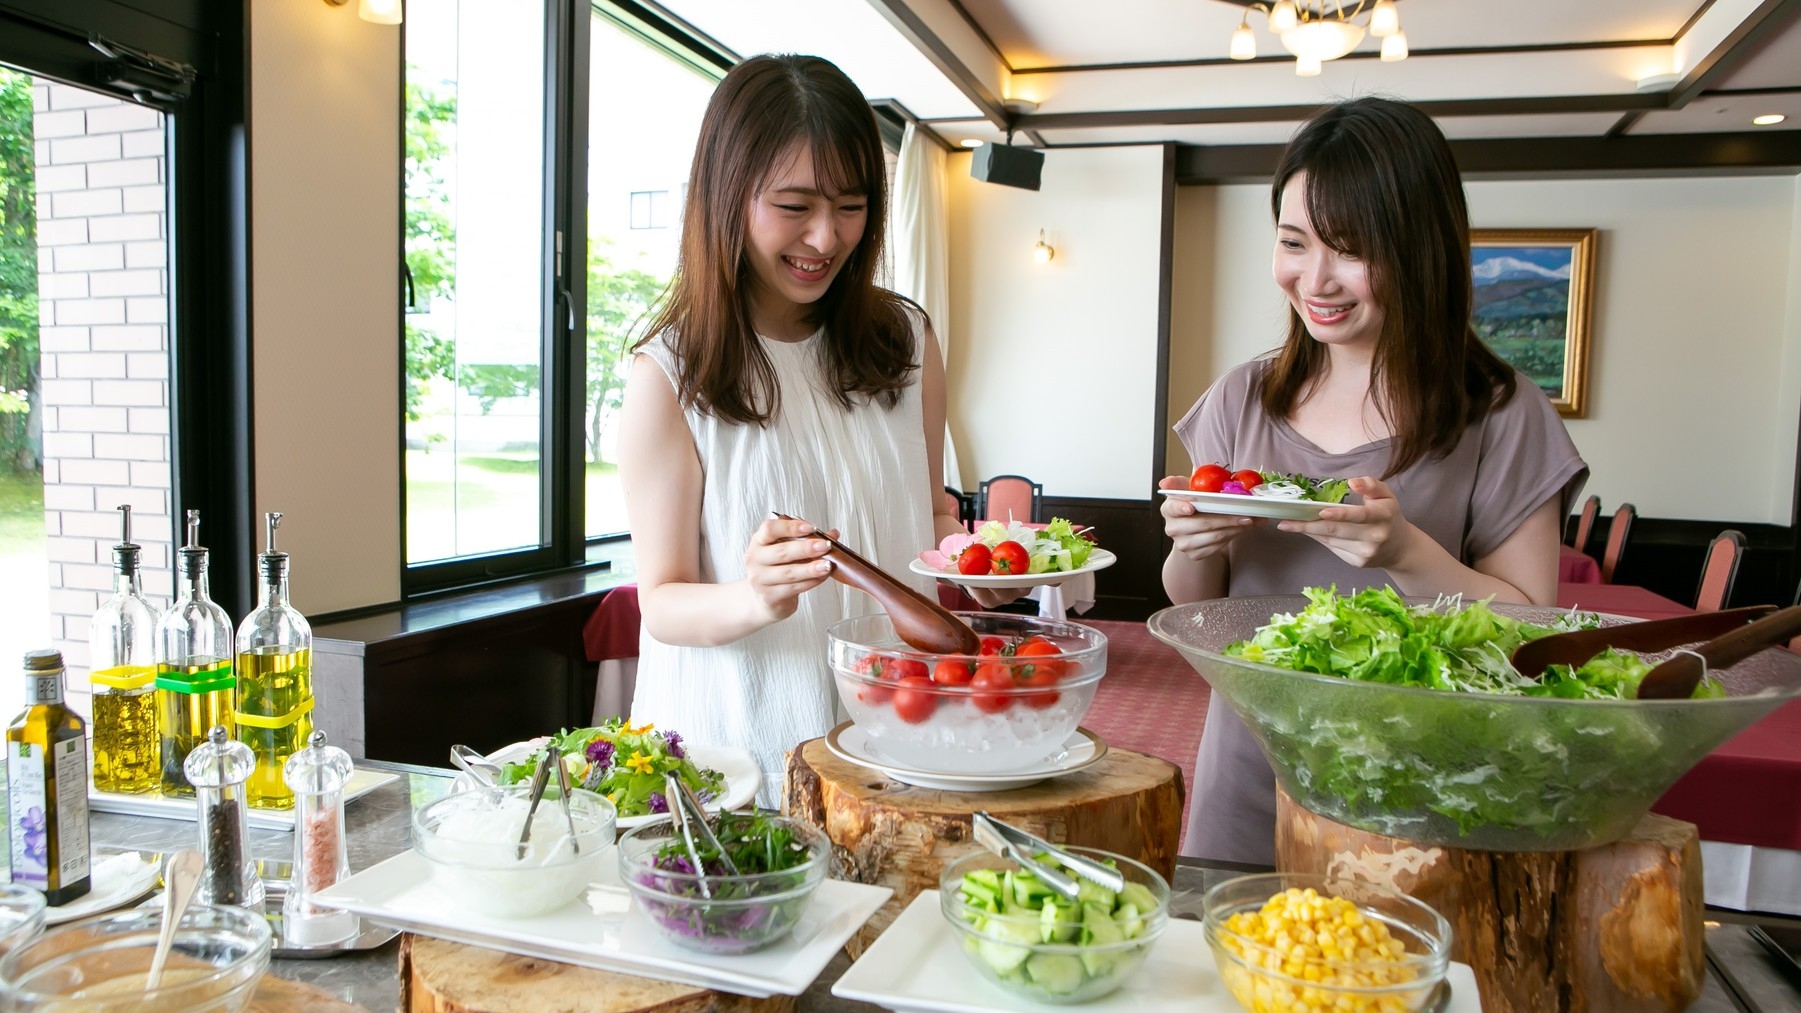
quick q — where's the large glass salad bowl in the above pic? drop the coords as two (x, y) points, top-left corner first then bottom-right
(1149, 596), (1801, 851)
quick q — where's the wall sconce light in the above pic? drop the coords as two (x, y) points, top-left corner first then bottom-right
(325, 0), (403, 26)
(1033, 230), (1055, 264)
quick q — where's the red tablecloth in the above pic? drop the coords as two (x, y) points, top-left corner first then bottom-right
(1558, 545), (1601, 584)
(581, 584), (641, 662)
(1655, 699), (1801, 851)
(1555, 582), (1692, 619)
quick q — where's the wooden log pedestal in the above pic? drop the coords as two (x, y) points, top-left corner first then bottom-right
(1273, 787), (1705, 1013)
(398, 934), (796, 1013)
(783, 736), (1184, 955)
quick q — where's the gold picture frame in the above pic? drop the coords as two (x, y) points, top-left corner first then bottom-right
(1470, 228), (1597, 418)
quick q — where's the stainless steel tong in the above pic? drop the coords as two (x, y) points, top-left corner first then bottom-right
(665, 771), (737, 899)
(971, 811), (1126, 903)
(515, 751), (554, 860)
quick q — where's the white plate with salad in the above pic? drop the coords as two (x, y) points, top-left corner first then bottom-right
(912, 518), (1114, 590)
(1159, 489), (1338, 522)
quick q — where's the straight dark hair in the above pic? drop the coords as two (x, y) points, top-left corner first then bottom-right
(1260, 97), (1516, 476)
(637, 54), (917, 426)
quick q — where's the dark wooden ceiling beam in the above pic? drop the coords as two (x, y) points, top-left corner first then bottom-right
(1020, 93), (1669, 131)
(1668, 0), (1801, 108)
(1174, 130), (1801, 183)
(864, 0), (1010, 126)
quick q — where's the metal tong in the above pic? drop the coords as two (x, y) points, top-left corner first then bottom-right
(970, 811), (1126, 903)
(552, 746), (581, 855)
(665, 771), (738, 900)
(515, 751), (554, 860)
(1510, 603), (1801, 699)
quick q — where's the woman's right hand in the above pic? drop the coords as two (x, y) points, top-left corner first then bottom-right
(1159, 475), (1260, 562)
(743, 516), (837, 623)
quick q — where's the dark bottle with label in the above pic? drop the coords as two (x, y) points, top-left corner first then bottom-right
(6, 650), (92, 906)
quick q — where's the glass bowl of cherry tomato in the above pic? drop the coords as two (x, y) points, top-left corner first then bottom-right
(828, 612), (1108, 774)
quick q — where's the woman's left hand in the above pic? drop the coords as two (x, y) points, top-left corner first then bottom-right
(1276, 476), (1419, 571)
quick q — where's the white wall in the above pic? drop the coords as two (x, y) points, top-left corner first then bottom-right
(946, 145), (1167, 500)
(1169, 176), (1801, 524)
(249, 2), (401, 614)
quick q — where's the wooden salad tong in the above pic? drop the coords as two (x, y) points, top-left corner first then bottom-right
(1510, 603), (1801, 699)
(772, 511), (981, 655)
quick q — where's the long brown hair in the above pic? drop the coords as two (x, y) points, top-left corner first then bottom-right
(637, 54), (917, 425)
(1260, 97), (1516, 475)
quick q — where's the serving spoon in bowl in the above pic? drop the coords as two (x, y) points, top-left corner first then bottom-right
(772, 511), (981, 655)
(1508, 603), (1801, 699)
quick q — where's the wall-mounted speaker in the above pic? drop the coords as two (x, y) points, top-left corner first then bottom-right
(970, 142), (1044, 191)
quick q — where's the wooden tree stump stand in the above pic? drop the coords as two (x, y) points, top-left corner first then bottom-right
(398, 934), (795, 1013)
(783, 736), (1184, 954)
(1273, 787), (1705, 1013)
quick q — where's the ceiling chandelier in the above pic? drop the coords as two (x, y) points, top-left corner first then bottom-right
(1230, 1), (1408, 76)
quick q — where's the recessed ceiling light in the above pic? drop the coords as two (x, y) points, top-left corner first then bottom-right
(960, 138), (984, 148)
(1752, 113), (1787, 126)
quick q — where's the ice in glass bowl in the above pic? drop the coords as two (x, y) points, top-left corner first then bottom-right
(412, 783), (617, 918)
(829, 612), (1107, 773)
(0, 903), (271, 1013)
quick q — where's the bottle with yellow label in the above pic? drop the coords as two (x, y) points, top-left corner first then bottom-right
(89, 504), (160, 794)
(7, 650), (92, 907)
(234, 512), (313, 810)
(155, 509), (235, 798)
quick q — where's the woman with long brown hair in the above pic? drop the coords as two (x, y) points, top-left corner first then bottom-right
(617, 54), (966, 801)
(1161, 97), (1587, 862)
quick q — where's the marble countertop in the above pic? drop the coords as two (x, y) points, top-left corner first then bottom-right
(88, 761), (1801, 1012)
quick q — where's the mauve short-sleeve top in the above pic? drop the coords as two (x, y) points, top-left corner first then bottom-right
(1173, 357), (1588, 864)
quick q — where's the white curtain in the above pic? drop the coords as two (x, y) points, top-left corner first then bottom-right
(892, 121), (964, 491)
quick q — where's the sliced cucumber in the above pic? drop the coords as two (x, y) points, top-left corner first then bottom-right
(1025, 952), (1087, 995)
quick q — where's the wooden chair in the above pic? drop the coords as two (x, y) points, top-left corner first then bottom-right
(1571, 494), (1600, 556)
(1600, 503), (1636, 584)
(1693, 529), (1745, 613)
(943, 486), (973, 531)
(975, 474), (1043, 524)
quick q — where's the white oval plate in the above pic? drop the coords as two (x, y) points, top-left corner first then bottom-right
(910, 548), (1116, 590)
(1159, 488), (1336, 521)
(452, 742), (761, 828)
(825, 723), (1107, 792)
(47, 850), (162, 924)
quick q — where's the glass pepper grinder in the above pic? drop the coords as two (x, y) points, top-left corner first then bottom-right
(89, 505), (161, 794)
(155, 510), (236, 798)
(183, 725), (264, 911)
(234, 512), (314, 811)
(281, 730), (357, 945)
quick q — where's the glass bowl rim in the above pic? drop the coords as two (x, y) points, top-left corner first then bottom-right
(413, 785), (617, 852)
(830, 612), (1109, 662)
(1201, 872), (1452, 980)
(938, 846), (1171, 946)
(617, 815), (830, 888)
(0, 903), (271, 1002)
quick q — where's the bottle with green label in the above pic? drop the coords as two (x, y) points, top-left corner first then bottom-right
(155, 509), (236, 798)
(89, 504), (161, 794)
(7, 650), (92, 906)
(234, 512), (314, 810)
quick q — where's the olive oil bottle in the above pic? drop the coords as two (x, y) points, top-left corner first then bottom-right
(234, 512), (314, 811)
(7, 650), (92, 906)
(89, 504), (161, 794)
(155, 510), (235, 798)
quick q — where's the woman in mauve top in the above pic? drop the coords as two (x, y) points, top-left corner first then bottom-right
(1160, 97), (1588, 864)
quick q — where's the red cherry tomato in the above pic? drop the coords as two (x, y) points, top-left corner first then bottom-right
(1014, 638), (1065, 681)
(970, 662), (1016, 714)
(932, 660), (974, 687)
(990, 540), (1030, 575)
(891, 676), (939, 724)
(1232, 470), (1264, 491)
(890, 658), (929, 681)
(956, 543), (992, 575)
(978, 636), (1007, 657)
(1190, 464), (1231, 493)
(1017, 666), (1062, 709)
(853, 654), (895, 704)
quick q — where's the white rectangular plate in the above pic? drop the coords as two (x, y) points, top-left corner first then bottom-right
(88, 767), (399, 832)
(314, 849), (891, 998)
(833, 890), (1485, 1012)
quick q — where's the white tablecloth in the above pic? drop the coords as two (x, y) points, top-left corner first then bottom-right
(1702, 841), (1801, 916)
(1025, 572), (1096, 620)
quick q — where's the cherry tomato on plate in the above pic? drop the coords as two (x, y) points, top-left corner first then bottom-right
(956, 543), (992, 575)
(891, 676), (939, 724)
(1190, 464), (1232, 493)
(970, 662), (1017, 714)
(1232, 470), (1264, 491)
(990, 540), (1031, 575)
(932, 660), (975, 687)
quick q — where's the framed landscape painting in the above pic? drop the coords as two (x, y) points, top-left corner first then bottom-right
(1470, 228), (1597, 418)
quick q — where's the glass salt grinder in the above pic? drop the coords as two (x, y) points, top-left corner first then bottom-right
(183, 725), (264, 910)
(281, 730), (357, 945)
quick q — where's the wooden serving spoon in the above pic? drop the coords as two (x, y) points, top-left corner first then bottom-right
(1635, 604), (1801, 699)
(1510, 605), (1775, 680)
(773, 511), (981, 655)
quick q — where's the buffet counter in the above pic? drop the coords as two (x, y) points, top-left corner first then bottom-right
(82, 760), (1801, 1012)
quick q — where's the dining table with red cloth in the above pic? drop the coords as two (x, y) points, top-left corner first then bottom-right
(581, 584), (641, 723)
(1555, 580), (1692, 619)
(1558, 544), (1601, 584)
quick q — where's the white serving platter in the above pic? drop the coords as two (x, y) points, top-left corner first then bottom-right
(45, 850), (162, 925)
(1159, 489), (1335, 522)
(833, 890), (1485, 1012)
(452, 743), (761, 828)
(314, 849), (890, 998)
(88, 767), (398, 832)
(911, 549), (1116, 590)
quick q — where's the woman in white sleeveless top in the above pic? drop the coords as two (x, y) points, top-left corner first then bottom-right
(616, 55), (969, 804)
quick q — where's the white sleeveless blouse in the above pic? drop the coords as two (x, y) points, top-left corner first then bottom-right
(631, 322), (937, 805)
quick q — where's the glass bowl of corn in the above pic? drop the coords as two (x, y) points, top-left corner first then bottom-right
(1203, 873), (1450, 1013)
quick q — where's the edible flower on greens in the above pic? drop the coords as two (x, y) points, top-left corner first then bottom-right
(927, 517), (1096, 575)
(499, 716), (726, 818)
(634, 813), (820, 953)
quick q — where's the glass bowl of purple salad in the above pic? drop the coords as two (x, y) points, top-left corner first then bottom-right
(617, 813), (830, 955)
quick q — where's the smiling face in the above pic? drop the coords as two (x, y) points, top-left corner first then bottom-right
(1272, 172), (1385, 354)
(742, 144), (869, 339)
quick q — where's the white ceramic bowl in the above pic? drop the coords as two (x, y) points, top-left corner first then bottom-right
(412, 784), (616, 918)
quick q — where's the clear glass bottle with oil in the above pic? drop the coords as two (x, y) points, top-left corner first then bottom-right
(155, 510), (235, 798)
(234, 512), (314, 811)
(7, 650), (92, 907)
(89, 504), (161, 794)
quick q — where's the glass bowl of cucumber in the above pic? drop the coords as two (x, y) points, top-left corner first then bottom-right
(938, 845), (1168, 1004)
